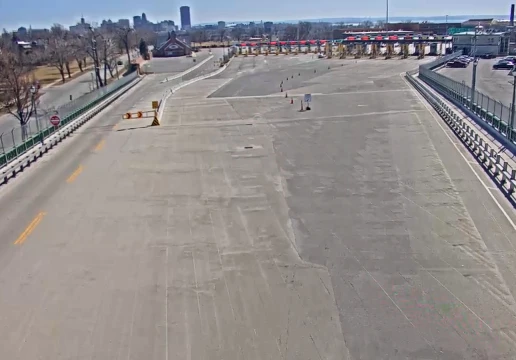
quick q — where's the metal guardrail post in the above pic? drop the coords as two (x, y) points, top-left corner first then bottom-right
(11, 129), (17, 159)
(0, 134), (6, 165)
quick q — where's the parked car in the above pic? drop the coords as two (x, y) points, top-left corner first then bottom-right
(457, 55), (473, 63)
(447, 60), (468, 68)
(493, 60), (514, 69)
(480, 54), (496, 59)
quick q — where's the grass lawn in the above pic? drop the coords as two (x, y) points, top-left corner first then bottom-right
(33, 59), (94, 86)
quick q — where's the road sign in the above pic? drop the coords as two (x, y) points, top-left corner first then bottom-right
(152, 101), (159, 109)
(304, 94), (312, 103)
(50, 114), (61, 126)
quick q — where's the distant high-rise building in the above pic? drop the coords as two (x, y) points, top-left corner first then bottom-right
(264, 21), (273, 34)
(142, 13), (148, 23)
(118, 19), (130, 28)
(218, 21), (226, 29)
(180, 6), (191, 30)
(133, 15), (142, 28)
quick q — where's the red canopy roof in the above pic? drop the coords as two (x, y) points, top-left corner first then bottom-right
(270, 41), (277, 45)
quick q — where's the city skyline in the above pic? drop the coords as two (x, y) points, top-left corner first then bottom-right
(1, 0), (513, 31)
(5, 12), (513, 34)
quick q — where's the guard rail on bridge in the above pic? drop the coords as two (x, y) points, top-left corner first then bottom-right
(417, 52), (516, 148)
(0, 72), (138, 169)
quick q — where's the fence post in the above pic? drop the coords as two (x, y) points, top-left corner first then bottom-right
(500, 102), (504, 128)
(0, 133), (6, 165)
(11, 129), (18, 159)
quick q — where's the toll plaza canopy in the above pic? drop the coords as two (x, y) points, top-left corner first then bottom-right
(234, 35), (453, 46)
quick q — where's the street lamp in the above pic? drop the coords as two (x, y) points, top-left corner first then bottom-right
(386, 0), (389, 33)
(510, 69), (516, 135)
(29, 85), (43, 144)
(470, 25), (483, 105)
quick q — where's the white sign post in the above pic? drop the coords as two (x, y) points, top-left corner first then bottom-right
(304, 94), (312, 110)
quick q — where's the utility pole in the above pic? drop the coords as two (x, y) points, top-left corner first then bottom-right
(89, 27), (103, 88)
(511, 69), (516, 134)
(30, 85), (43, 144)
(386, 0), (389, 33)
(470, 25), (481, 105)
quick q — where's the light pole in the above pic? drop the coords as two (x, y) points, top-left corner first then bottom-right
(386, 0), (389, 33)
(510, 70), (516, 135)
(29, 85), (43, 144)
(89, 27), (103, 88)
(470, 25), (482, 105)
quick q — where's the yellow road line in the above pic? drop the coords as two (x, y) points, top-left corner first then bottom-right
(94, 139), (105, 152)
(66, 165), (84, 183)
(14, 212), (47, 245)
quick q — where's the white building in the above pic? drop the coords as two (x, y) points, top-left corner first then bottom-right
(452, 31), (508, 56)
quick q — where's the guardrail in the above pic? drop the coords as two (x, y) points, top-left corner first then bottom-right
(418, 53), (516, 145)
(0, 72), (139, 169)
(1, 76), (142, 184)
(420, 50), (463, 70)
(405, 72), (516, 201)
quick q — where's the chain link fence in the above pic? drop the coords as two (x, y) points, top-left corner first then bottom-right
(0, 72), (138, 168)
(418, 53), (516, 143)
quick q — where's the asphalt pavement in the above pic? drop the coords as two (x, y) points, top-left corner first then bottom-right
(147, 48), (225, 75)
(439, 58), (514, 107)
(0, 54), (515, 359)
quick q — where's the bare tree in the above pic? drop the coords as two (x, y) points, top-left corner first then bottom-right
(114, 27), (133, 66)
(82, 29), (104, 88)
(219, 29), (226, 43)
(47, 24), (72, 83)
(0, 46), (37, 139)
(231, 27), (244, 41)
(71, 37), (88, 72)
(98, 34), (119, 83)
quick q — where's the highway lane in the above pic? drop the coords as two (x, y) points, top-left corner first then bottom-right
(162, 55), (516, 359)
(0, 55), (515, 359)
(0, 51), (217, 154)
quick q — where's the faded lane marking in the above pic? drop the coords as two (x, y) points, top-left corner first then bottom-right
(14, 212), (47, 245)
(94, 139), (105, 152)
(66, 165), (84, 183)
(112, 123), (119, 131)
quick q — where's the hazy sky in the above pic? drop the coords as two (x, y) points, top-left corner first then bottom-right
(0, 0), (512, 30)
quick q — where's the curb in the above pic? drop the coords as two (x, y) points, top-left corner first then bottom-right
(159, 54), (215, 83)
(157, 57), (232, 120)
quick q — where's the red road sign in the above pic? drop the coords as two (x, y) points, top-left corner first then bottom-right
(50, 114), (61, 126)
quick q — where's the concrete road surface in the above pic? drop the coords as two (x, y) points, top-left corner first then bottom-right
(439, 58), (514, 107)
(148, 48), (225, 75)
(0, 55), (515, 359)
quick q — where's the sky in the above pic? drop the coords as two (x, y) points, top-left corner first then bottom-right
(0, 0), (513, 30)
